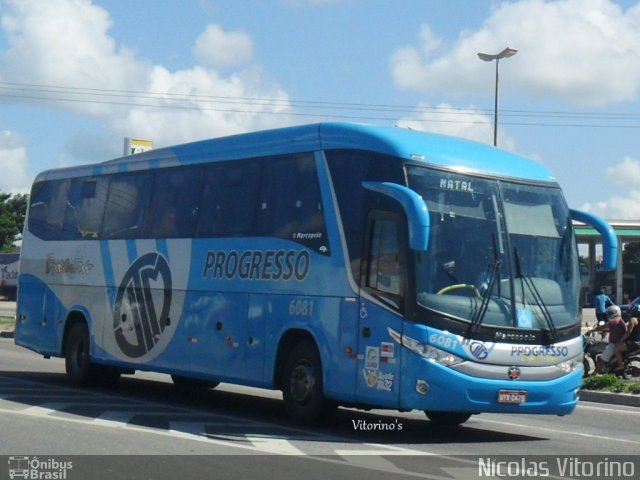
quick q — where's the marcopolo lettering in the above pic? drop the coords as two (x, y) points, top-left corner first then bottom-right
(203, 249), (311, 281)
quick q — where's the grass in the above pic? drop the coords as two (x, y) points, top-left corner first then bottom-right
(582, 373), (640, 394)
(0, 316), (15, 327)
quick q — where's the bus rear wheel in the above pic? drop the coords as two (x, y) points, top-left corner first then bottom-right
(282, 341), (334, 424)
(425, 411), (472, 426)
(65, 322), (121, 386)
(65, 322), (94, 385)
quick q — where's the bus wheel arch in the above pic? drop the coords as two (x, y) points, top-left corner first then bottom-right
(62, 312), (120, 386)
(273, 329), (317, 390)
(61, 311), (89, 358)
(276, 331), (336, 424)
(63, 317), (93, 385)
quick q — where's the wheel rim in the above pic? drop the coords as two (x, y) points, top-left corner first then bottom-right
(290, 361), (316, 405)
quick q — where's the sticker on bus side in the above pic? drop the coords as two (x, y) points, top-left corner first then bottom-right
(202, 249), (311, 281)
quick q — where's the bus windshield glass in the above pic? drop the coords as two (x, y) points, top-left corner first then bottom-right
(407, 165), (581, 332)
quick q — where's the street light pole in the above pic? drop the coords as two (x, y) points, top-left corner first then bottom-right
(478, 47), (518, 147)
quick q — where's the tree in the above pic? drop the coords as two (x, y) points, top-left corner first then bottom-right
(0, 192), (28, 251)
(623, 242), (640, 265)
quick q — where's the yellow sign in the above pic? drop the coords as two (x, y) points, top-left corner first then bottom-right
(124, 138), (153, 155)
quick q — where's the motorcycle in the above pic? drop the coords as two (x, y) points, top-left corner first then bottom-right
(582, 330), (640, 378)
(583, 330), (606, 377)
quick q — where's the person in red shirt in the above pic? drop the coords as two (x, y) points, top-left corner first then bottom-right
(614, 315), (639, 373)
(587, 305), (627, 374)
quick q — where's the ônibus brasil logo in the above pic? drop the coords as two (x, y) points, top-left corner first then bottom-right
(113, 253), (172, 358)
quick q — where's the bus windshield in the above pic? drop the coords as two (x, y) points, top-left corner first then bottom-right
(407, 165), (581, 333)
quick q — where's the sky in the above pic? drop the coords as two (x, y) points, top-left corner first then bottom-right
(2, 0), (640, 220)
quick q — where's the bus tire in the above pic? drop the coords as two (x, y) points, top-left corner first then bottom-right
(171, 375), (219, 390)
(282, 341), (334, 425)
(94, 365), (122, 386)
(64, 322), (95, 385)
(425, 411), (472, 426)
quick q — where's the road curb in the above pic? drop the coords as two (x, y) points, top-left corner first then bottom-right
(0, 330), (14, 338)
(579, 389), (640, 407)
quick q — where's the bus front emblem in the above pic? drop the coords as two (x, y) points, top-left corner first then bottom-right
(113, 253), (172, 358)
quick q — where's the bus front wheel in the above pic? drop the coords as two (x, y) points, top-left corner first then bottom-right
(282, 341), (335, 424)
(425, 411), (472, 426)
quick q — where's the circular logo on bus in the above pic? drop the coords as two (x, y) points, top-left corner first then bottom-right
(113, 253), (172, 358)
(507, 366), (521, 380)
(470, 341), (489, 360)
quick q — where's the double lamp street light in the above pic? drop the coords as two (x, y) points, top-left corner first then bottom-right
(477, 47), (518, 147)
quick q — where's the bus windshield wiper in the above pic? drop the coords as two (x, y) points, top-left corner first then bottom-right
(468, 234), (501, 336)
(514, 248), (559, 344)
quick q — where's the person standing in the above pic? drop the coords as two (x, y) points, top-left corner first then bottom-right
(593, 289), (613, 325)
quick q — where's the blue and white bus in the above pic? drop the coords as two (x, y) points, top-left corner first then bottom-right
(15, 122), (616, 425)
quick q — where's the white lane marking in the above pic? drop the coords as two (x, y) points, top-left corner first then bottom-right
(92, 410), (138, 427)
(244, 434), (306, 455)
(474, 417), (640, 445)
(578, 403), (640, 414)
(0, 405), (269, 454)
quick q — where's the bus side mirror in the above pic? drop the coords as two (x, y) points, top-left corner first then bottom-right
(362, 181), (430, 251)
(570, 209), (617, 271)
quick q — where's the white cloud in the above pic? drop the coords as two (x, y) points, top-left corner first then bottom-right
(606, 156), (640, 186)
(0, 130), (31, 193)
(580, 156), (640, 219)
(581, 192), (640, 220)
(193, 24), (254, 69)
(391, 0), (640, 106)
(0, 0), (292, 159)
(396, 102), (516, 150)
(1, 0), (145, 115)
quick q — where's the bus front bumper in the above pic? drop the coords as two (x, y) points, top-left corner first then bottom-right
(400, 359), (582, 416)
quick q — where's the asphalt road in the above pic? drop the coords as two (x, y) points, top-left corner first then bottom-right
(1, 338), (639, 480)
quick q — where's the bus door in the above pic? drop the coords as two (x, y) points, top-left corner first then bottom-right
(355, 212), (405, 407)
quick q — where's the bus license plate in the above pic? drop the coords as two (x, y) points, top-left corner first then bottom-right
(498, 390), (527, 404)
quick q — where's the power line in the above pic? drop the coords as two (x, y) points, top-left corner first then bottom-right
(2, 80), (640, 128)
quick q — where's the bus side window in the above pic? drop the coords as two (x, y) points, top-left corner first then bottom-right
(102, 173), (153, 239)
(197, 160), (260, 237)
(64, 177), (109, 239)
(363, 215), (404, 311)
(149, 167), (203, 238)
(27, 180), (70, 240)
(256, 154), (327, 251)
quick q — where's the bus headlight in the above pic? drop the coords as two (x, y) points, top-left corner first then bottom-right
(423, 345), (464, 366)
(402, 335), (463, 366)
(558, 354), (583, 374)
